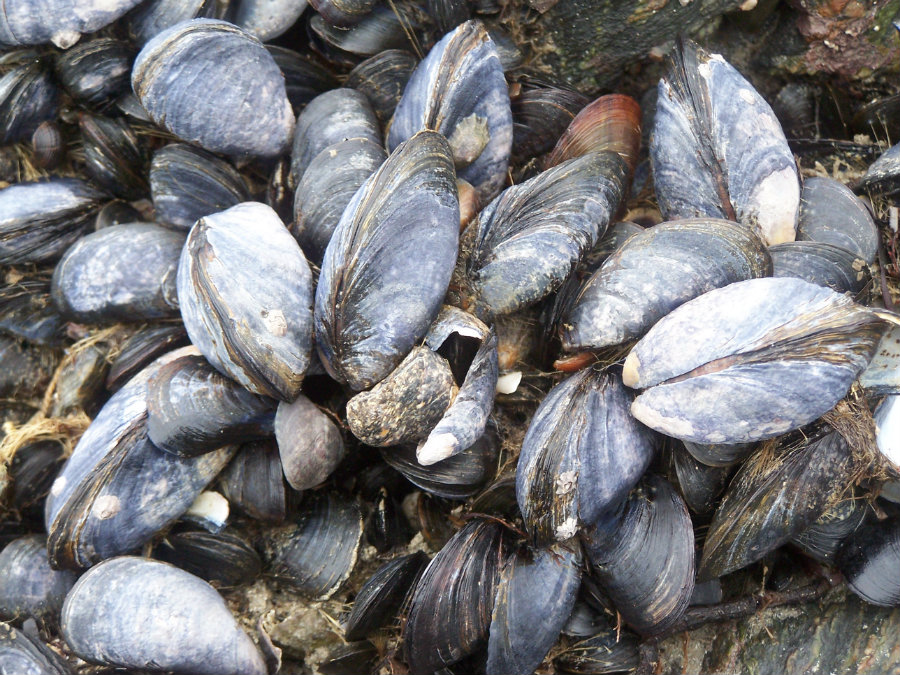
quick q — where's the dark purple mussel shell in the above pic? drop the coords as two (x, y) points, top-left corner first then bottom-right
(78, 114), (147, 200)
(792, 493), (866, 565)
(0, 60), (59, 144)
(345, 49), (417, 124)
(274, 395), (345, 491)
(669, 442), (731, 515)
(105, 324), (189, 392)
(511, 79), (589, 163)
(267, 45), (338, 113)
(0, 275), (65, 346)
(153, 529), (262, 589)
(55, 38), (133, 110)
(837, 516), (900, 607)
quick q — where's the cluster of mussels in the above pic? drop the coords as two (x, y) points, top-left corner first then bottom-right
(1, 0), (900, 674)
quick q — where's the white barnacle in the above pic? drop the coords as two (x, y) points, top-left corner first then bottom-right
(555, 471), (577, 496)
(555, 517), (578, 541)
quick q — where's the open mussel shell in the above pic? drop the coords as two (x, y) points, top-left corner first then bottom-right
(624, 277), (889, 444)
(55, 38), (133, 110)
(231, 0), (308, 40)
(45, 347), (236, 570)
(126, 0), (224, 45)
(274, 395), (345, 491)
(651, 39), (799, 246)
(511, 79), (589, 163)
(153, 529), (262, 588)
(266, 45), (338, 113)
(292, 137), (386, 263)
(266, 492), (363, 599)
(51, 223), (183, 323)
(699, 430), (855, 580)
(0, 535), (77, 624)
(486, 543), (581, 675)
(315, 130), (459, 391)
(837, 516), (900, 607)
(0, 622), (72, 674)
(147, 353), (277, 457)
(404, 518), (510, 674)
(562, 218), (771, 352)
(222, 440), (289, 522)
(0, 276), (65, 346)
(344, 552), (428, 641)
(150, 143), (250, 231)
(792, 492), (866, 564)
(61, 556), (267, 674)
(0, 0), (144, 48)
(517, 369), (656, 547)
(345, 49), (418, 124)
(583, 474), (695, 636)
(770, 240), (868, 294)
(388, 20), (512, 204)
(105, 323), (189, 392)
(798, 177), (878, 264)
(462, 151), (628, 320)
(178, 202), (314, 401)
(289, 88), (381, 189)
(0, 177), (105, 266)
(133, 19), (295, 159)
(0, 61), (59, 145)
(78, 114), (147, 200)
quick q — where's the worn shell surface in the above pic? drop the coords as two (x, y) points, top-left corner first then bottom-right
(388, 20), (511, 203)
(0, 0), (144, 48)
(837, 517), (900, 607)
(315, 130), (459, 390)
(0, 622), (72, 675)
(0, 62), (59, 145)
(61, 556), (267, 674)
(132, 19), (295, 159)
(178, 202), (314, 401)
(463, 152), (628, 319)
(0, 535), (77, 623)
(516, 369), (656, 546)
(231, 0), (308, 41)
(770, 240), (868, 294)
(624, 278), (888, 444)
(274, 395), (345, 491)
(798, 176), (878, 264)
(651, 39), (799, 246)
(51, 223), (183, 323)
(562, 218), (771, 352)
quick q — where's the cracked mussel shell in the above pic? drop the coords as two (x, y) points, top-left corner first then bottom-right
(517, 368), (656, 546)
(623, 277), (890, 444)
(132, 19), (295, 159)
(60, 556), (267, 674)
(0, 534), (77, 624)
(837, 516), (900, 607)
(274, 394), (345, 491)
(0, 0), (144, 48)
(178, 201), (314, 401)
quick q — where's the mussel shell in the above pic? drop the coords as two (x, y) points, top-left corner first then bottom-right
(345, 49), (418, 124)
(699, 430), (855, 580)
(150, 143), (250, 231)
(344, 551), (428, 640)
(553, 623), (641, 674)
(78, 114), (147, 200)
(310, 0), (377, 27)
(31, 120), (64, 170)
(177, 202), (314, 401)
(837, 516), (900, 607)
(267, 45), (338, 112)
(0, 336), (57, 399)
(0, 622), (72, 674)
(51, 223), (183, 323)
(584, 474), (695, 636)
(0, 535), (77, 623)
(274, 395), (345, 491)
(221, 440), (288, 522)
(486, 543), (581, 675)
(388, 20), (512, 203)
(511, 80), (589, 163)
(798, 176), (878, 264)
(624, 278), (888, 444)
(308, 3), (419, 58)
(292, 136), (386, 263)
(315, 130), (459, 391)
(562, 218), (771, 352)
(403, 518), (509, 674)
(231, 0), (309, 41)
(94, 200), (142, 230)
(105, 324), (189, 392)
(60, 556), (267, 674)
(289, 88), (381, 189)
(132, 19), (295, 159)
(464, 151), (628, 319)
(670, 442), (731, 515)
(0, 0), (144, 48)
(147, 353), (277, 457)
(875, 395), (900, 469)
(126, 0), (223, 45)
(792, 494), (865, 564)
(858, 141), (900, 197)
(55, 38), (133, 109)
(48, 343), (108, 417)
(153, 529), (262, 588)
(7, 441), (66, 521)
(0, 61), (59, 145)
(516, 369), (656, 546)
(682, 440), (755, 468)
(0, 177), (105, 266)
(365, 487), (412, 553)
(770, 240), (868, 294)
(651, 39), (799, 246)
(0, 276), (65, 346)
(266, 492), (363, 599)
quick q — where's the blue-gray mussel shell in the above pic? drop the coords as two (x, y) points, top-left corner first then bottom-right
(310, 0), (377, 27)
(51, 223), (183, 323)
(274, 395), (345, 491)
(152, 529), (262, 589)
(404, 518), (510, 674)
(132, 19), (295, 159)
(0, 61), (59, 145)
(315, 130), (459, 391)
(177, 201), (314, 401)
(105, 324), (189, 392)
(0, 0), (144, 48)
(561, 218), (771, 352)
(60, 556), (267, 674)
(698, 430), (855, 579)
(231, 0), (308, 41)
(308, 3), (420, 60)
(266, 45), (337, 113)
(45, 347), (235, 570)
(0, 178), (105, 266)
(623, 277), (889, 444)
(461, 151), (628, 320)
(0, 535), (77, 624)
(292, 137), (386, 263)
(837, 516), (900, 607)
(651, 39), (799, 246)
(346, 49), (418, 125)
(388, 20), (512, 204)
(798, 176), (878, 264)
(486, 543), (581, 675)
(583, 474), (695, 636)
(126, 0), (224, 45)
(0, 622), (72, 674)
(770, 240), (868, 294)
(516, 369), (656, 547)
